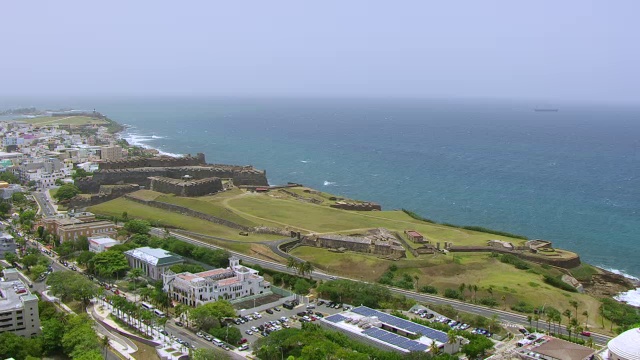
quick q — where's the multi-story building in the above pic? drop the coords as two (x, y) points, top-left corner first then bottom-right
(100, 145), (124, 161)
(42, 212), (117, 242)
(0, 233), (16, 259)
(124, 247), (184, 281)
(0, 268), (41, 337)
(88, 236), (120, 253)
(163, 256), (271, 307)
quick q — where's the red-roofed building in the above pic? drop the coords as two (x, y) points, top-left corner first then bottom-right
(405, 230), (425, 243)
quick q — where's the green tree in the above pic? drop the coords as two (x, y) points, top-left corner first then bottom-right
(19, 210), (37, 224)
(46, 271), (99, 310)
(124, 219), (151, 235)
(90, 250), (130, 280)
(128, 268), (145, 301)
(0, 171), (19, 184)
(0, 202), (11, 217)
(11, 192), (27, 203)
(189, 300), (236, 331)
(569, 300), (579, 320)
(4, 252), (17, 264)
(74, 349), (103, 360)
(61, 314), (100, 358)
(72, 168), (93, 180)
(76, 251), (95, 266)
(22, 254), (39, 271)
(53, 184), (80, 201)
(30, 264), (47, 280)
(294, 278), (312, 295)
(41, 318), (65, 355)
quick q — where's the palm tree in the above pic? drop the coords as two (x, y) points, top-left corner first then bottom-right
(286, 257), (299, 274)
(527, 315), (533, 330)
(301, 261), (315, 278)
(429, 341), (440, 355)
(501, 295), (507, 310)
(100, 335), (111, 359)
(158, 317), (168, 342)
(569, 300), (579, 320)
(127, 268), (144, 302)
(473, 285), (479, 303)
(546, 313), (552, 334)
(534, 314), (540, 332)
(570, 318), (578, 341)
(582, 310), (589, 330)
(459, 283), (466, 300)
(413, 275), (419, 290)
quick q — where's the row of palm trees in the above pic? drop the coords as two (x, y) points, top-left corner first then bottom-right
(106, 294), (169, 340)
(286, 257), (315, 278)
(526, 301), (594, 347)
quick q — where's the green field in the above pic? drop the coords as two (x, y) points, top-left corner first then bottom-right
(19, 115), (108, 126)
(227, 193), (527, 247)
(88, 198), (280, 241)
(291, 246), (604, 327)
(156, 193), (257, 227)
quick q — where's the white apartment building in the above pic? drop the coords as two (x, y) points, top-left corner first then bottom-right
(0, 269), (41, 337)
(124, 247), (184, 281)
(88, 236), (120, 253)
(0, 233), (16, 259)
(163, 256), (271, 307)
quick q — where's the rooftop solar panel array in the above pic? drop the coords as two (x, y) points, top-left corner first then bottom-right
(352, 306), (449, 343)
(363, 327), (429, 352)
(325, 314), (348, 323)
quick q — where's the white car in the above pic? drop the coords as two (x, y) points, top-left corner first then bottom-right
(253, 312), (262, 318)
(245, 330), (253, 335)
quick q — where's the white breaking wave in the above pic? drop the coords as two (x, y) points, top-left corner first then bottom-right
(600, 266), (640, 281)
(323, 181), (336, 186)
(615, 288), (640, 307)
(120, 132), (183, 158)
(300, 160), (310, 163)
(599, 266), (640, 307)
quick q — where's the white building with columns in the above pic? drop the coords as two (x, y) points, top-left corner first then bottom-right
(163, 256), (271, 307)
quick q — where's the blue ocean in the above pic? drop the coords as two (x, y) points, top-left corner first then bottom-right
(4, 97), (640, 281)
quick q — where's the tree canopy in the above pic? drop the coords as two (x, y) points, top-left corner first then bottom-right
(189, 300), (236, 331)
(89, 250), (130, 279)
(124, 219), (150, 235)
(53, 183), (80, 201)
(46, 271), (99, 309)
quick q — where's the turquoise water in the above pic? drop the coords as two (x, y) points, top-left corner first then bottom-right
(4, 97), (640, 279)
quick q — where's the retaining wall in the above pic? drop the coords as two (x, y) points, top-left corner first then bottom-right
(448, 246), (581, 268)
(123, 195), (252, 231)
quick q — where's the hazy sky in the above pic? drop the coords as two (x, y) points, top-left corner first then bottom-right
(2, 1), (639, 102)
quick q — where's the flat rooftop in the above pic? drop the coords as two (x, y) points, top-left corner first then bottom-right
(322, 306), (448, 353)
(125, 247), (183, 266)
(0, 279), (32, 311)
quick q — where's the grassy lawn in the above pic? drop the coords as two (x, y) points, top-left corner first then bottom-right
(156, 193), (257, 227)
(49, 188), (58, 198)
(290, 247), (604, 330)
(227, 193), (528, 247)
(88, 198), (278, 241)
(20, 115), (108, 126)
(127, 189), (163, 201)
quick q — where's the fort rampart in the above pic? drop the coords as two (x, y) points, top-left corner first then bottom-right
(449, 245), (581, 269)
(149, 176), (222, 197)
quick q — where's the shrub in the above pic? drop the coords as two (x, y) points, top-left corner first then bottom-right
(401, 209), (436, 223)
(444, 288), (461, 299)
(419, 285), (438, 294)
(543, 275), (577, 292)
(500, 254), (530, 270)
(478, 297), (498, 307)
(511, 301), (536, 313)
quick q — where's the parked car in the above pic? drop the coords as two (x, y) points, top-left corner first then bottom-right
(581, 331), (591, 337)
(175, 321), (184, 327)
(266, 309), (274, 314)
(238, 338), (248, 345)
(239, 344), (249, 351)
(297, 311), (307, 317)
(245, 330), (253, 335)
(273, 307), (281, 312)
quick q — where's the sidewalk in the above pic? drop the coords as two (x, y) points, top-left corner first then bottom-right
(89, 304), (138, 359)
(94, 299), (190, 360)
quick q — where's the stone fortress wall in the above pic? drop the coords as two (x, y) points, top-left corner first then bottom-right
(76, 153), (268, 193)
(149, 176), (222, 197)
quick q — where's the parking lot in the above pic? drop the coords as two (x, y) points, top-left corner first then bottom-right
(232, 300), (348, 348)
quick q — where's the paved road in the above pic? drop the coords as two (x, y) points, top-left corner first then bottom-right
(33, 190), (56, 216)
(152, 227), (612, 346)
